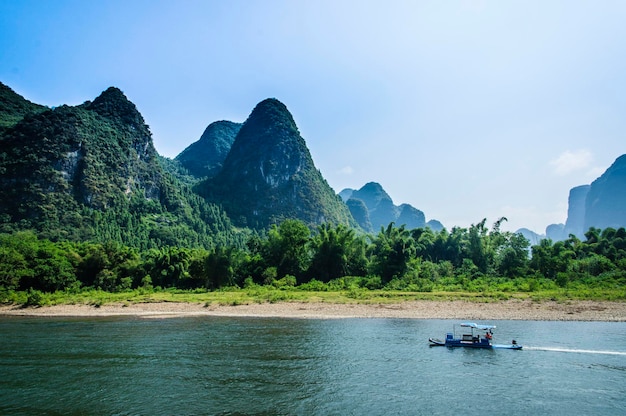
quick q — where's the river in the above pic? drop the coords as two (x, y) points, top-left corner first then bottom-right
(1, 317), (625, 415)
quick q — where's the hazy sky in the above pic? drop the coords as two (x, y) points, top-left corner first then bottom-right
(2, 0), (625, 233)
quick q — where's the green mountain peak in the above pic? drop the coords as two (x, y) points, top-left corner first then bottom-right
(197, 98), (356, 230)
(0, 82), (46, 129)
(176, 120), (242, 178)
(86, 86), (146, 128)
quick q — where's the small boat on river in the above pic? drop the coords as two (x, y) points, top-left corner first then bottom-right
(429, 322), (522, 350)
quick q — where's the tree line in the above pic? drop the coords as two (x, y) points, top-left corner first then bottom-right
(1, 218), (625, 296)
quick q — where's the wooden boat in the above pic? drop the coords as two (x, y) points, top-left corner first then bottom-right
(429, 322), (522, 350)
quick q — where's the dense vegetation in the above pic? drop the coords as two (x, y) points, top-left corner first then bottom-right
(0, 83), (46, 130)
(195, 98), (358, 230)
(175, 120), (242, 178)
(2, 219), (624, 305)
(0, 85), (246, 250)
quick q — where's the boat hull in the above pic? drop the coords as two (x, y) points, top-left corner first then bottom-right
(428, 337), (522, 350)
(428, 337), (445, 346)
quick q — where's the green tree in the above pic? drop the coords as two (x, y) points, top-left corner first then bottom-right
(308, 223), (367, 282)
(204, 246), (240, 289)
(29, 239), (78, 291)
(266, 219), (311, 280)
(530, 239), (574, 280)
(466, 219), (489, 274)
(142, 247), (191, 288)
(369, 223), (415, 283)
(495, 232), (530, 277)
(0, 245), (29, 290)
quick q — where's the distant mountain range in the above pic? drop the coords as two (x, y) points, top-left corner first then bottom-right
(175, 96), (440, 232)
(339, 183), (443, 233)
(1, 81), (623, 248)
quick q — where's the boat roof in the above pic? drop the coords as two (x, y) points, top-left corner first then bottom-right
(460, 322), (496, 330)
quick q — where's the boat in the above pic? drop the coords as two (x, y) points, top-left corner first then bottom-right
(429, 322), (522, 350)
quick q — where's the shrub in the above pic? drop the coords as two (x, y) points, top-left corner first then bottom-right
(273, 274), (296, 289)
(24, 289), (48, 307)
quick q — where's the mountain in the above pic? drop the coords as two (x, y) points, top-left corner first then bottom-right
(346, 198), (372, 232)
(348, 182), (397, 231)
(426, 219), (444, 232)
(338, 188), (354, 202)
(175, 120), (242, 178)
(564, 185), (591, 238)
(0, 83), (46, 130)
(547, 154), (626, 239)
(341, 182), (429, 232)
(584, 155), (626, 231)
(0, 85), (239, 248)
(397, 204), (426, 230)
(195, 98), (357, 230)
(516, 228), (543, 246)
(545, 223), (565, 241)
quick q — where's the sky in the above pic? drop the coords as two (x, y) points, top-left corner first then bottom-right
(1, 0), (625, 234)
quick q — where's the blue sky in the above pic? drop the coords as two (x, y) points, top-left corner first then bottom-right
(2, 0), (625, 234)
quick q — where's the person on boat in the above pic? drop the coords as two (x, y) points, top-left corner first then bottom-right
(485, 331), (492, 340)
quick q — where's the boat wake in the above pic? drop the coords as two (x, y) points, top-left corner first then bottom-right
(525, 346), (626, 356)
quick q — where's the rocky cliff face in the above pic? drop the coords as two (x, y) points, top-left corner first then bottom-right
(584, 154), (626, 231)
(196, 98), (357, 230)
(176, 120), (242, 178)
(563, 185), (591, 238)
(84, 87), (163, 204)
(547, 154), (626, 240)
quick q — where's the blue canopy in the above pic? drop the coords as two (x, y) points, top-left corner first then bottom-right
(460, 322), (496, 330)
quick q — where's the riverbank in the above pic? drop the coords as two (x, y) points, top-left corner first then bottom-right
(1, 299), (625, 321)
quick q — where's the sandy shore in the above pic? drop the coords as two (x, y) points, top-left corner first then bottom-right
(1, 300), (625, 321)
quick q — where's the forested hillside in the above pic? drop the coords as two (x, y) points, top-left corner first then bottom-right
(195, 98), (358, 230)
(0, 83), (244, 249)
(175, 120), (242, 179)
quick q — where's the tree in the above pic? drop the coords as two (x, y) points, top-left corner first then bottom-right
(265, 219), (311, 280)
(466, 219), (489, 274)
(308, 223), (367, 282)
(530, 239), (574, 280)
(29, 239), (78, 291)
(495, 233), (530, 277)
(0, 246), (28, 290)
(412, 227), (435, 261)
(369, 223), (415, 283)
(204, 246), (240, 289)
(142, 247), (191, 288)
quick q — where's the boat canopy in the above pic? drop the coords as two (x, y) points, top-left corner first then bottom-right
(460, 322), (496, 330)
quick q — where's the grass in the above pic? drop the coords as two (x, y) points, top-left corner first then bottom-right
(2, 285), (624, 308)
